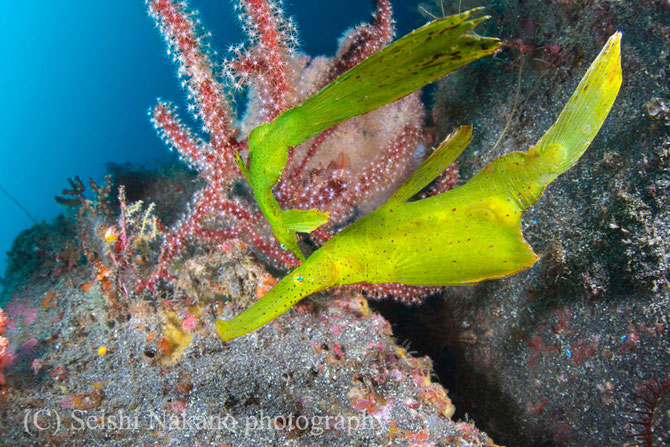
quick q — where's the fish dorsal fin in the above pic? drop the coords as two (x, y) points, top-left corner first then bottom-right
(386, 125), (472, 207)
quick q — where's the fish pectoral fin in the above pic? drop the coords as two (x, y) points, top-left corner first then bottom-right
(387, 125), (472, 206)
(282, 208), (330, 233)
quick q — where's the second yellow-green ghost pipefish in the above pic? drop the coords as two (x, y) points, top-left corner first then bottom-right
(235, 9), (501, 260)
(219, 33), (622, 342)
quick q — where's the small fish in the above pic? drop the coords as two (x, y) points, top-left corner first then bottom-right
(217, 33), (622, 342)
(236, 9), (501, 260)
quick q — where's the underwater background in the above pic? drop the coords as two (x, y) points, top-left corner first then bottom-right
(0, 0), (421, 286)
(0, 1), (668, 446)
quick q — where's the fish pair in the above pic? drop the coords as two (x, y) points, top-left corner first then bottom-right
(220, 10), (622, 341)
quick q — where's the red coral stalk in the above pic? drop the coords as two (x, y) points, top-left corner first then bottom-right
(147, 0), (237, 151)
(233, 0), (297, 120)
(329, 0), (394, 79)
(151, 101), (211, 172)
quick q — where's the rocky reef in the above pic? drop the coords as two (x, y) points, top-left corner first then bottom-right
(1, 1), (668, 446)
(398, 0), (669, 445)
(0, 244), (496, 445)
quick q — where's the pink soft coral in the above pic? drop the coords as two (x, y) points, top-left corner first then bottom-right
(0, 308), (10, 385)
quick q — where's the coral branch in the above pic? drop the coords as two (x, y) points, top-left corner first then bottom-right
(147, 185), (245, 287)
(55, 176), (86, 208)
(305, 106), (425, 238)
(352, 283), (441, 303)
(233, 0), (296, 120)
(328, 0), (395, 80)
(150, 101), (211, 172)
(147, 0), (237, 150)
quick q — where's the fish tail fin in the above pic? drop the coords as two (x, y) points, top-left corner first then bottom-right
(528, 32), (622, 181)
(468, 32), (622, 212)
(275, 9), (500, 147)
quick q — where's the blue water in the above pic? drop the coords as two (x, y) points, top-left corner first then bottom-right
(0, 0), (423, 285)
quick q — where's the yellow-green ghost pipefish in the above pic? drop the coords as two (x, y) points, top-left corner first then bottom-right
(219, 33), (622, 342)
(235, 9), (501, 260)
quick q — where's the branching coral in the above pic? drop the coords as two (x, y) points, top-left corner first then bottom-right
(142, 0), (455, 301)
(629, 377), (670, 447)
